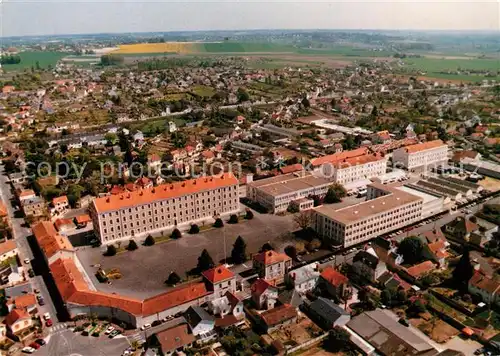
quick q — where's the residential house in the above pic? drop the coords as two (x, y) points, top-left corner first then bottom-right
(22, 197), (46, 218)
(252, 250), (292, 285)
(133, 131), (144, 142)
(10, 294), (37, 314)
(54, 218), (75, 233)
(405, 261), (436, 281)
(208, 292), (245, 329)
(149, 324), (195, 356)
(316, 267), (351, 301)
(306, 297), (350, 330)
(468, 270), (500, 305)
(285, 262), (320, 293)
(17, 189), (36, 202)
(5, 309), (33, 336)
(425, 240), (450, 268)
(201, 265), (237, 299)
(257, 304), (298, 333)
(74, 214), (92, 228)
(352, 248), (388, 283)
(0, 240), (18, 263)
(76, 195), (94, 209)
(148, 153), (162, 173)
(444, 216), (485, 246)
(184, 306), (216, 341)
(251, 278), (278, 310)
(52, 196), (69, 215)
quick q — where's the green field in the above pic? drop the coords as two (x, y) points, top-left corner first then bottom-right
(402, 57), (500, 81)
(297, 46), (393, 57)
(1, 51), (67, 71)
(201, 42), (294, 53)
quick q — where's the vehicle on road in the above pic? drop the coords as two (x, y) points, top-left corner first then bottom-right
(22, 347), (35, 354)
(28, 269), (35, 278)
(109, 329), (121, 338)
(152, 320), (162, 327)
(104, 326), (115, 335)
(140, 323), (151, 331)
(29, 342), (40, 350)
(46, 319), (53, 327)
(43, 312), (50, 320)
(24, 258), (30, 264)
(37, 295), (45, 305)
(34, 289), (40, 294)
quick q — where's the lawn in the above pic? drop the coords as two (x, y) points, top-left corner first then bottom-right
(1, 51), (67, 71)
(192, 85), (215, 97)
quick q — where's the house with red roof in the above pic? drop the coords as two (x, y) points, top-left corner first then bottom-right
(252, 250), (292, 285)
(257, 304), (298, 333)
(316, 266), (351, 301)
(5, 309), (33, 335)
(444, 216), (484, 246)
(468, 270), (500, 305)
(251, 278), (278, 310)
(202, 265), (236, 298)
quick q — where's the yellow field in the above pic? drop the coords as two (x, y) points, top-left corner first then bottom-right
(111, 42), (199, 54)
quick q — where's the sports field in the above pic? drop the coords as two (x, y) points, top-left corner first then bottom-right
(1, 51), (67, 71)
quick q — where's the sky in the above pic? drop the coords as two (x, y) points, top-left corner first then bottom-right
(1, 0), (499, 37)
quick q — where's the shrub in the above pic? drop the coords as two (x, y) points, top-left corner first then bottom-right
(189, 224), (200, 234)
(285, 245), (297, 260)
(228, 214), (238, 224)
(144, 235), (155, 246)
(307, 238), (322, 251)
(245, 210), (254, 220)
(171, 228), (182, 239)
(104, 245), (117, 256)
(165, 271), (181, 286)
(127, 240), (138, 251)
(213, 218), (224, 228)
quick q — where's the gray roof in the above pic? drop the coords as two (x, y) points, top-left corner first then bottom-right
(288, 263), (320, 285)
(309, 297), (349, 325)
(278, 290), (304, 308)
(184, 306), (214, 328)
(347, 309), (437, 355)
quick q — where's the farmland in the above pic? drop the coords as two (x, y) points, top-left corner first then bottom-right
(1, 51), (67, 71)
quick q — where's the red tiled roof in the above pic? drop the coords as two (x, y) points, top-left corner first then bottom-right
(13, 294), (36, 309)
(142, 282), (209, 316)
(0, 240), (17, 256)
(260, 304), (297, 327)
(251, 278), (274, 297)
(32, 221), (73, 258)
(406, 261), (435, 278)
(93, 173), (238, 213)
(320, 266), (348, 287)
(54, 218), (74, 231)
(110, 185), (126, 195)
(469, 271), (500, 294)
(310, 148), (368, 167)
(0, 201), (7, 217)
(52, 196), (68, 205)
(280, 164), (304, 174)
(5, 309), (29, 326)
(404, 140), (446, 154)
(202, 265), (234, 284)
(75, 214), (91, 224)
(253, 250), (291, 266)
(155, 324), (195, 353)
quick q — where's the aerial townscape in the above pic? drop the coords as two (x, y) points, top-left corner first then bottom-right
(0, 2), (500, 356)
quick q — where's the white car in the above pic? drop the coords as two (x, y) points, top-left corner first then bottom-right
(43, 312), (50, 321)
(22, 347), (35, 354)
(140, 323), (151, 331)
(24, 258), (30, 264)
(105, 326), (115, 335)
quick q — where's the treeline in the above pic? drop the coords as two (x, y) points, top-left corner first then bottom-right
(0, 55), (21, 65)
(100, 55), (124, 66)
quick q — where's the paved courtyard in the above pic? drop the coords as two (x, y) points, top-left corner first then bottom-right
(76, 210), (297, 298)
(37, 329), (130, 356)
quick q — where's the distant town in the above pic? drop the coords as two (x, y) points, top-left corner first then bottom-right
(0, 29), (500, 356)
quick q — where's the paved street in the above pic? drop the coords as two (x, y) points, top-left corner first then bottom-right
(36, 329), (130, 356)
(0, 163), (59, 323)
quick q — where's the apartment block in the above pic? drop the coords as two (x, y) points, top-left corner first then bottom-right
(313, 183), (423, 247)
(311, 148), (387, 185)
(90, 173), (240, 244)
(246, 172), (331, 214)
(392, 140), (448, 172)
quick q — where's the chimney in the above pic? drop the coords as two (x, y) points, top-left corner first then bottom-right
(106, 198), (110, 203)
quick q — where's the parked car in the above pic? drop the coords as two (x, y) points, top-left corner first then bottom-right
(34, 289), (40, 294)
(43, 312), (50, 320)
(37, 295), (45, 306)
(46, 319), (53, 327)
(29, 343), (40, 350)
(35, 339), (46, 346)
(24, 258), (30, 265)
(151, 320), (162, 327)
(22, 347), (35, 354)
(104, 326), (114, 335)
(398, 318), (409, 327)
(140, 323), (151, 331)
(109, 330), (121, 338)
(28, 269), (35, 278)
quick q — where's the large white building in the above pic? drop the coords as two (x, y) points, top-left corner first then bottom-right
(311, 148), (388, 185)
(313, 183), (424, 247)
(392, 140), (448, 172)
(246, 172), (331, 214)
(90, 173), (240, 244)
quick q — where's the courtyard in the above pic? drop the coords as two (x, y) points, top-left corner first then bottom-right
(76, 209), (297, 298)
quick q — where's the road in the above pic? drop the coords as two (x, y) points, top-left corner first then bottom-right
(0, 163), (58, 324)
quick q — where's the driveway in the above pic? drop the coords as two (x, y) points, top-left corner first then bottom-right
(76, 211), (297, 298)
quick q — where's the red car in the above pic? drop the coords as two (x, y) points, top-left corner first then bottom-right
(29, 343), (40, 350)
(45, 319), (53, 327)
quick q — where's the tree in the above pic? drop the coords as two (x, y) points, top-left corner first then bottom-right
(231, 236), (247, 264)
(213, 218), (224, 228)
(104, 245), (117, 256)
(197, 249), (215, 272)
(165, 271), (181, 286)
(236, 87), (250, 102)
(189, 224), (200, 234)
(127, 240), (138, 251)
(398, 236), (424, 265)
(171, 228), (182, 239)
(228, 214), (238, 224)
(324, 183), (347, 204)
(245, 210), (254, 220)
(284, 245), (297, 260)
(307, 238), (322, 251)
(407, 300), (426, 317)
(260, 242), (275, 253)
(381, 288), (394, 306)
(105, 133), (118, 145)
(301, 97), (310, 109)
(453, 248), (474, 290)
(144, 235), (155, 246)
(295, 241), (306, 254)
(293, 210), (314, 231)
(324, 327), (351, 352)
